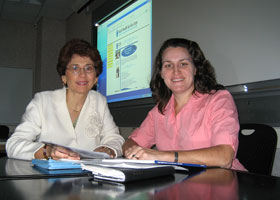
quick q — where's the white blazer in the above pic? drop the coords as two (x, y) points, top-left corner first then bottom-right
(6, 88), (124, 160)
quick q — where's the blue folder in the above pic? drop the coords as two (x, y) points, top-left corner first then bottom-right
(31, 159), (81, 170)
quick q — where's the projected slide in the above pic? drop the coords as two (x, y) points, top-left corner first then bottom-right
(97, 0), (152, 103)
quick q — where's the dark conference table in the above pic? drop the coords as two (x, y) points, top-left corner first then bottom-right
(0, 158), (280, 200)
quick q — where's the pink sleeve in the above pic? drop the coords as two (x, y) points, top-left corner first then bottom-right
(208, 90), (240, 156)
(129, 107), (157, 148)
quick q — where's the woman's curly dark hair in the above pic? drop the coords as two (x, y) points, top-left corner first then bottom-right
(56, 38), (103, 78)
(150, 38), (224, 114)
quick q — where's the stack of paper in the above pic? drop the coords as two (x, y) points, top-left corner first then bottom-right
(82, 158), (206, 171)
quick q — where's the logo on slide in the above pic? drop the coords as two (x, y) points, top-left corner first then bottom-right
(121, 45), (137, 57)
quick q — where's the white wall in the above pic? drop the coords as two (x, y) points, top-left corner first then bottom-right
(153, 0), (280, 86)
(0, 68), (32, 125)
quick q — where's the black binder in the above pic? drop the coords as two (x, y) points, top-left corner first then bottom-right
(89, 165), (175, 183)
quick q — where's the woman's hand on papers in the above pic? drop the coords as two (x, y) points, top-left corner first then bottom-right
(35, 144), (80, 160)
(123, 139), (174, 161)
(94, 146), (116, 158)
(50, 145), (80, 160)
(124, 145), (173, 161)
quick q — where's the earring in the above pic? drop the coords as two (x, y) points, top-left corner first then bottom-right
(62, 81), (67, 88)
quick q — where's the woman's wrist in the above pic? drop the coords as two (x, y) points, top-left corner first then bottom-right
(100, 146), (116, 158)
(43, 145), (52, 160)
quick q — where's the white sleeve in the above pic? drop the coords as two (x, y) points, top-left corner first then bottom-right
(94, 96), (124, 157)
(6, 93), (45, 160)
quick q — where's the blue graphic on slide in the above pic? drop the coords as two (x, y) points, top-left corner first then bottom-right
(96, 0), (152, 103)
(121, 45), (137, 57)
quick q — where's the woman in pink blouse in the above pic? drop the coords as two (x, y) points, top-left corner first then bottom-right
(122, 38), (246, 170)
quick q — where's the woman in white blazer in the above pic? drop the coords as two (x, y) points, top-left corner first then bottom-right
(6, 39), (124, 160)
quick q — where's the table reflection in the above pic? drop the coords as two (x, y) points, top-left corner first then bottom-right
(153, 168), (239, 200)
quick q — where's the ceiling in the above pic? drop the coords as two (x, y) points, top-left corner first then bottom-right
(0, 0), (90, 24)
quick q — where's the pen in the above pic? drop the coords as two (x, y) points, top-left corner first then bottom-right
(154, 160), (207, 168)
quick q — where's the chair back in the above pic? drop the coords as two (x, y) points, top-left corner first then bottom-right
(0, 125), (9, 139)
(237, 123), (277, 176)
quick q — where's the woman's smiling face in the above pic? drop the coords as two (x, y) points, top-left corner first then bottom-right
(160, 47), (196, 96)
(62, 54), (98, 95)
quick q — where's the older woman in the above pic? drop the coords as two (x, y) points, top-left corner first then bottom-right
(123, 38), (246, 170)
(6, 39), (124, 160)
